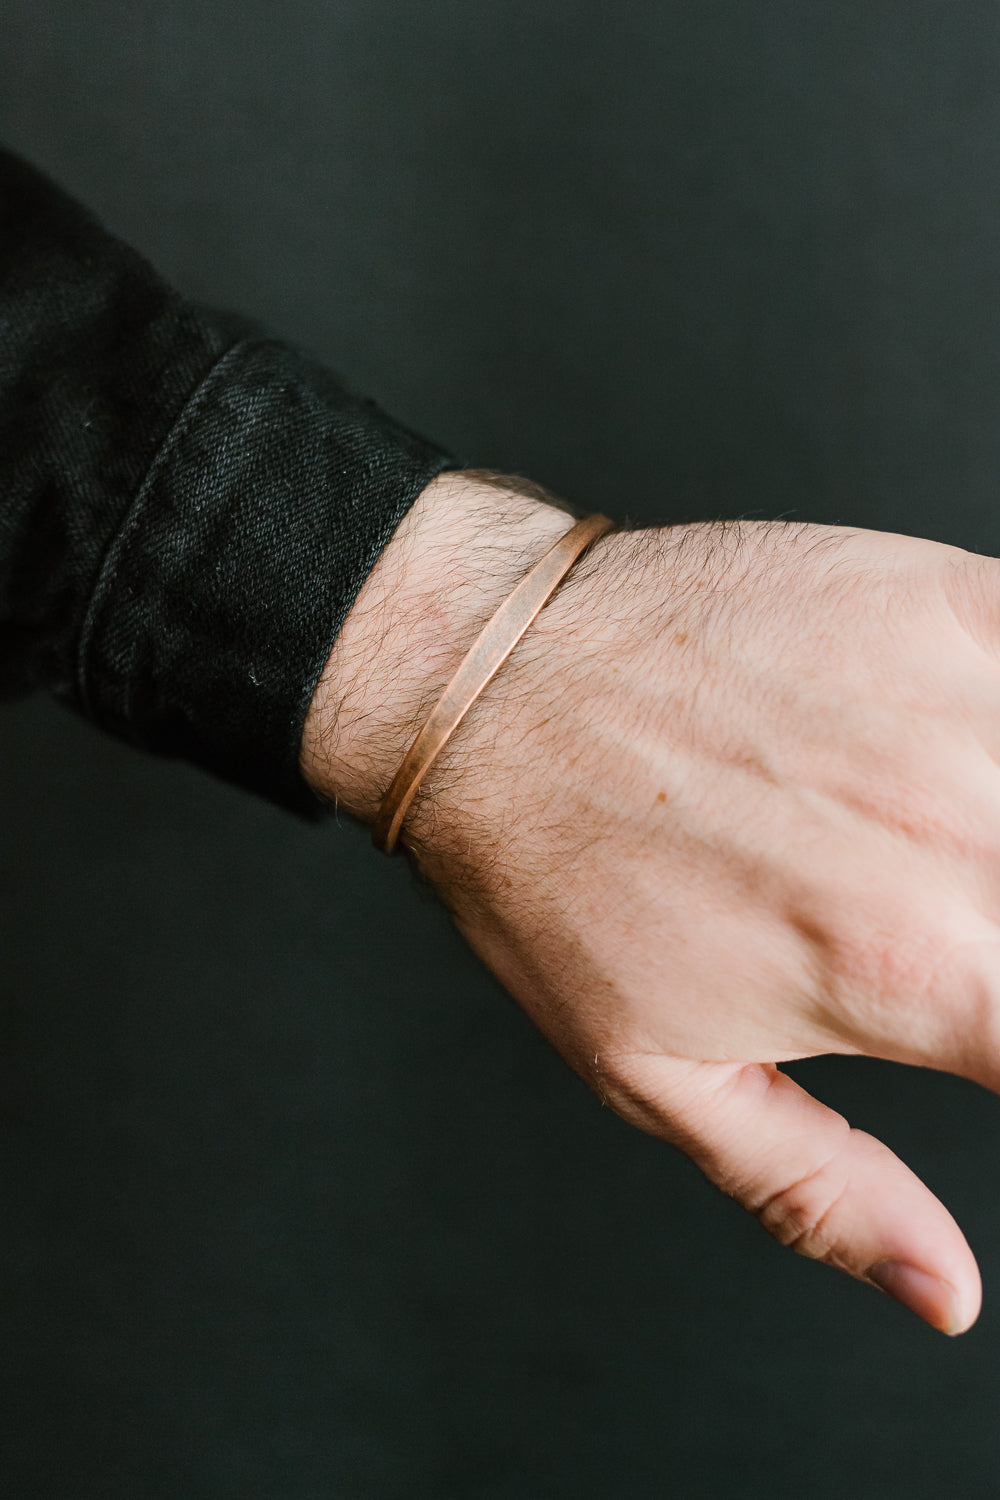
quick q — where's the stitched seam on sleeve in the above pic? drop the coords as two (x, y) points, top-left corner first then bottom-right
(74, 335), (278, 717)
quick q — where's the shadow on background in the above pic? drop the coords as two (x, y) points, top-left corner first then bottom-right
(2, 3), (1000, 1496)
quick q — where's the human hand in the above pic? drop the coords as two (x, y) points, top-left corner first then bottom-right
(303, 474), (1000, 1335)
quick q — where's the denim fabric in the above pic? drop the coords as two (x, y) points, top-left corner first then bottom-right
(0, 149), (455, 814)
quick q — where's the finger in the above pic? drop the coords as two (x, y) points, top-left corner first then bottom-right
(608, 1053), (981, 1335)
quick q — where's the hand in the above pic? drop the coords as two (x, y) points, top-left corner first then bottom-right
(303, 474), (1000, 1335)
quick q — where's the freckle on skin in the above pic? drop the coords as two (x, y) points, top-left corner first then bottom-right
(656, 791), (666, 803)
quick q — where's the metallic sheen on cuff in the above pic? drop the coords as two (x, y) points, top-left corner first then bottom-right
(372, 512), (614, 854)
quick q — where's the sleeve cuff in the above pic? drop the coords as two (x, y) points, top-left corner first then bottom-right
(75, 335), (456, 816)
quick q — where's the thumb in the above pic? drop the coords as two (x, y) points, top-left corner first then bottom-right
(612, 1054), (981, 1335)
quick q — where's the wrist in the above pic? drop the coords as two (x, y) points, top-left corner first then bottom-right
(299, 469), (572, 823)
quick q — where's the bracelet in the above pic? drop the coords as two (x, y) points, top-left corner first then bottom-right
(372, 512), (614, 854)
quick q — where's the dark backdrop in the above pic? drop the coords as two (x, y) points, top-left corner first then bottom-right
(2, 4), (999, 1496)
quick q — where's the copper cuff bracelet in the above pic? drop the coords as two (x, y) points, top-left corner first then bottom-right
(372, 511), (614, 854)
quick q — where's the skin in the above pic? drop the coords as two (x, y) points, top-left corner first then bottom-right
(301, 469), (1000, 1336)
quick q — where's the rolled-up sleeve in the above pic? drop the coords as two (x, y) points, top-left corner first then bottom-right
(0, 149), (455, 814)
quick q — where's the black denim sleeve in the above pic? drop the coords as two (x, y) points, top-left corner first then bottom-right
(0, 149), (455, 815)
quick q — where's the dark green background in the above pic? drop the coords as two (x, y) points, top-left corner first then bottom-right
(2, 3), (999, 1495)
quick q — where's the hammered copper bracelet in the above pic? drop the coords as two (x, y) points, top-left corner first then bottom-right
(372, 512), (614, 854)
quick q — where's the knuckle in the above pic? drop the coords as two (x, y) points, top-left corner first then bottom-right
(802, 897), (979, 1058)
(831, 917), (998, 1066)
(754, 1149), (851, 1261)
